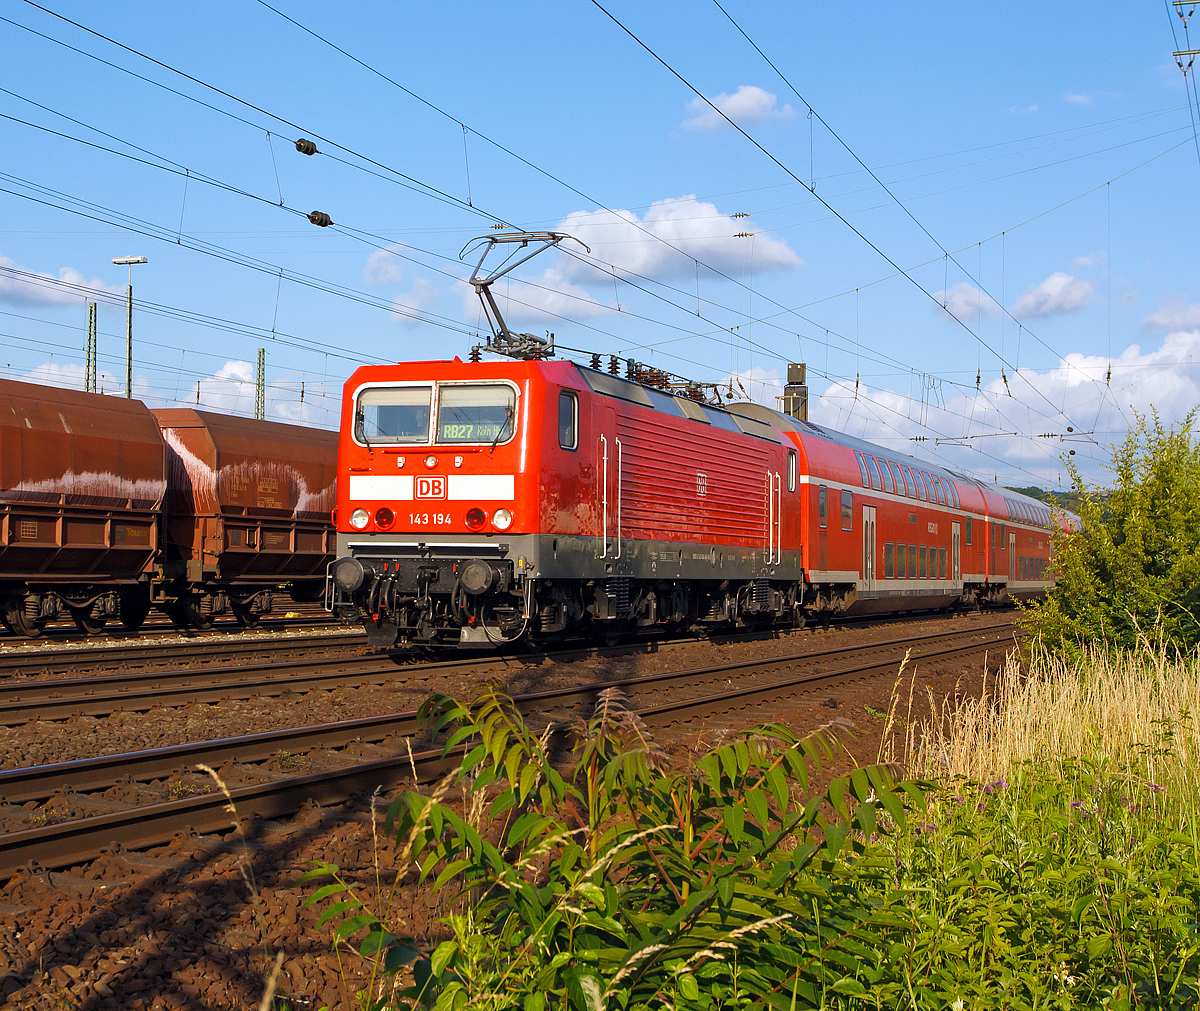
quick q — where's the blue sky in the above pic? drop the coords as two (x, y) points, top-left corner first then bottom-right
(2, 0), (1198, 489)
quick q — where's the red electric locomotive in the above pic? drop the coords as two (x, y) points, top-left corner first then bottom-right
(327, 230), (1075, 649)
(327, 357), (1073, 649)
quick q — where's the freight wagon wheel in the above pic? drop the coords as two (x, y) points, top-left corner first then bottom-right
(170, 600), (212, 631)
(5, 611), (46, 638)
(71, 607), (106, 636)
(232, 604), (261, 629)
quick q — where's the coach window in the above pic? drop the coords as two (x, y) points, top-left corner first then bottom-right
(909, 544), (918, 577)
(787, 450), (796, 492)
(919, 545), (928, 579)
(854, 451), (870, 488)
(884, 542), (895, 579)
(934, 476), (947, 506)
(356, 385), (432, 444)
(939, 546), (947, 579)
(877, 458), (894, 494)
(841, 490), (853, 531)
(889, 462), (907, 497)
(865, 456), (883, 491)
(901, 465), (917, 498)
(914, 471), (927, 502)
(1000, 523), (1007, 547)
(965, 516), (973, 546)
(558, 391), (578, 450)
(437, 383), (517, 445)
(897, 542), (907, 578)
(948, 480), (960, 509)
(818, 485), (828, 528)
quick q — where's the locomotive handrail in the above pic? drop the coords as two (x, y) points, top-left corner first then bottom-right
(615, 436), (623, 560)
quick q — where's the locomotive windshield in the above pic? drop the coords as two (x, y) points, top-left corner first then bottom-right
(436, 384), (516, 445)
(356, 386), (432, 444)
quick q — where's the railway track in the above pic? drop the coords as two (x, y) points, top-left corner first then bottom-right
(0, 604), (339, 657)
(0, 612), (1015, 723)
(0, 620), (1017, 878)
(0, 628), (366, 682)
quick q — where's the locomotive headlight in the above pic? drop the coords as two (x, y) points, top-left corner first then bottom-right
(424, 454), (437, 468)
(349, 508), (370, 529)
(492, 508), (513, 531)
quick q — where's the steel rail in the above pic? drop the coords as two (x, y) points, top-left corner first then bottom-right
(0, 628), (364, 678)
(0, 622), (1016, 876)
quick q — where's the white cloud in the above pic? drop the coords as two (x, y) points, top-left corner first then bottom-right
(1142, 295), (1200, 331)
(682, 85), (795, 131)
(390, 278), (439, 327)
(932, 282), (1003, 321)
(1064, 93), (1093, 104)
(0, 253), (124, 307)
(483, 267), (611, 326)
(364, 244), (406, 285)
(1070, 251), (1103, 270)
(555, 196), (801, 283)
(1012, 272), (1095, 318)
(809, 327), (1200, 485)
(1008, 103), (1038, 115)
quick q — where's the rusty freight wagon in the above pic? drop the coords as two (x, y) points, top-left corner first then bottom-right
(0, 380), (338, 637)
(152, 409), (337, 628)
(0, 378), (166, 635)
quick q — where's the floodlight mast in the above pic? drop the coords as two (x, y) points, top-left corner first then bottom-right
(459, 231), (589, 360)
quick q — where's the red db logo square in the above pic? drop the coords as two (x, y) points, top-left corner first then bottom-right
(416, 476), (447, 499)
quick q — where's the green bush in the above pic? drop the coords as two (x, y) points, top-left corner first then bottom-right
(1023, 409), (1200, 656)
(297, 684), (922, 1009)
(297, 686), (1200, 1010)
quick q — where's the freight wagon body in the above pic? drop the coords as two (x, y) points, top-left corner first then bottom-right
(0, 378), (165, 635)
(330, 357), (1075, 649)
(0, 382), (339, 637)
(152, 409), (338, 628)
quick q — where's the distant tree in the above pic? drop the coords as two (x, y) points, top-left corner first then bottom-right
(1024, 409), (1200, 655)
(1004, 484), (1092, 515)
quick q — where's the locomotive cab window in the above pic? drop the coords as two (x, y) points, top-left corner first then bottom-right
(437, 383), (517, 445)
(356, 386), (432, 444)
(818, 485), (828, 528)
(787, 450), (796, 492)
(558, 391), (578, 450)
(841, 490), (853, 531)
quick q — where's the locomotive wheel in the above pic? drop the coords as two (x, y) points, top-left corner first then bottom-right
(6, 611), (46, 638)
(71, 607), (107, 636)
(232, 604), (261, 629)
(119, 589), (151, 633)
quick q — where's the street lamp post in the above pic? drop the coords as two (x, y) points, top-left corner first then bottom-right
(111, 256), (148, 398)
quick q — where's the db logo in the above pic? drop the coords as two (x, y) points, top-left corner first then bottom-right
(416, 476), (447, 499)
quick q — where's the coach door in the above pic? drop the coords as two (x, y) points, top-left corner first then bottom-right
(593, 403), (621, 559)
(952, 522), (961, 582)
(1008, 531), (1016, 582)
(862, 504), (877, 591)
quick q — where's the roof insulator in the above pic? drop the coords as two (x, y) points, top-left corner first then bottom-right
(295, 138), (319, 156)
(307, 210), (333, 227)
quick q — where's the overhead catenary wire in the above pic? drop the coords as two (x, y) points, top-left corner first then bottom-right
(589, 0), (1093, 439)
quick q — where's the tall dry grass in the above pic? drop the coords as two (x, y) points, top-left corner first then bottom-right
(906, 639), (1200, 796)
